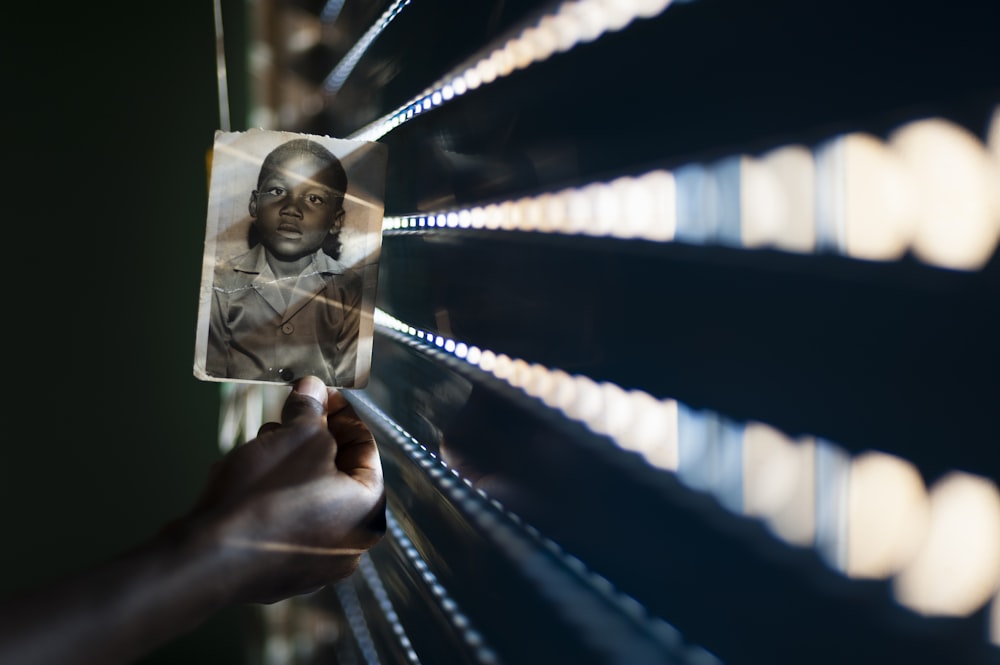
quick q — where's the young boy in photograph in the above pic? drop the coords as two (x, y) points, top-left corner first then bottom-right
(206, 138), (363, 387)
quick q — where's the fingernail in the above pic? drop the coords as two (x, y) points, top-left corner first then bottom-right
(293, 375), (328, 406)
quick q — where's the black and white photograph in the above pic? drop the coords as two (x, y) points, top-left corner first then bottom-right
(194, 129), (387, 388)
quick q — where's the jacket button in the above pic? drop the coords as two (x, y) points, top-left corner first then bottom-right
(281, 323), (295, 334)
(279, 368), (294, 381)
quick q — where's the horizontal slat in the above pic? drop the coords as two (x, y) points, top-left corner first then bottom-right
(354, 330), (999, 665)
(326, 0), (1000, 211)
(345, 386), (701, 665)
(375, 230), (1000, 484)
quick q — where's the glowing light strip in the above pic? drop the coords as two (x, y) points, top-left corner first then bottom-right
(373, 308), (1000, 623)
(374, 308), (680, 471)
(383, 169), (677, 241)
(380, 112), (1000, 271)
(323, 0), (412, 94)
(349, 0), (676, 142)
(351, 388), (693, 656)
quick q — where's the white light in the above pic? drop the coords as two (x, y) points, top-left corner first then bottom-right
(889, 118), (1000, 271)
(455, 342), (468, 358)
(442, 85), (455, 101)
(594, 0), (635, 31)
(894, 472), (1000, 617)
(592, 182), (618, 236)
(742, 423), (816, 546)
(476, 57), (498, 85)
(470, 207), (486, 229)
(566, 374), (604, 424)
(551, 370), (581, 412)
(484, 204), (502, 230)
(458, 210), (472, 228)
(566, 187), (594, 233)
(549, 11), (580, 52)
(510, 32), (535, 71)
(466, 346), (481, 365)
(493, 353), (513, 379)
(446, 212), (459, 228)
(522, 196), (543, 231)
(626, 392), (678, 471)
(521, 363), (551, 398)
(541, 368), (574, 409)
(463, 67), (482, 90)
(642, 170), (676, 241)
(499, 201), (517, 230)
(594, 381), (633, 439)
(508, 358), (530, 388)
(488, 48), (511, 80)
(616, 176), (653, 239)
(845, 451), (929, 579)
(567, 0), (607, 43)
(840, 133), (917, 261)
(527, 20), (559, 62)
(477, 349), (496, 372)
(444, 339), (456, 353)
(541, 192), (566, 232)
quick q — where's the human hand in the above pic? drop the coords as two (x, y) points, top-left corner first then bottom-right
(182, 375), (385, 604)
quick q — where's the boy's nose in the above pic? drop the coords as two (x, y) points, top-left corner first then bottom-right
(280, 199), (304, 217)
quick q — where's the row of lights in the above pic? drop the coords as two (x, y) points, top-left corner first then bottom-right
(350, 0), (677, 142)
(373, 308), (1000, 640)
(383, 112), (1000, 272)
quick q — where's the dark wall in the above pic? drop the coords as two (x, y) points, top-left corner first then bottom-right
(3, 2), (250, 663)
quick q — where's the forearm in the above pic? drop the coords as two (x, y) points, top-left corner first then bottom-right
(0, 523), (243, 665)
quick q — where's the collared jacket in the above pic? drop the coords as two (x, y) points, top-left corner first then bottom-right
(207, 245), (362, 387)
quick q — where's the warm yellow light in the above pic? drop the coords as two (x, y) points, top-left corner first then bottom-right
(625, 391), (679, 471)
(846, 451), (929, 579)
(889, 118), (1000, 271)
(894, 472), (1000, 616)
(742, 423), (816, 546)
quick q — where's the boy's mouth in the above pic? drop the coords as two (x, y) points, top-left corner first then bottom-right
(276, 223), (302, 237)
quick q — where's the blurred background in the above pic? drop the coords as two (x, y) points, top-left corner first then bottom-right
(3, 1), (1000, 664)
(2, 2), (250, 662)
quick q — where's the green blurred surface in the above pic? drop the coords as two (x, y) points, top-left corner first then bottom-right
(2, 1), (252, 662)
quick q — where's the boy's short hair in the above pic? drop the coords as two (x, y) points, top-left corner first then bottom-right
(256, 138), (348, 202)
(249, 138), (349, 260)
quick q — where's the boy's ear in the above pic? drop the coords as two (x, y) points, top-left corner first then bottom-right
(248, 190), (259, 218)
(331, 208), (345, 231)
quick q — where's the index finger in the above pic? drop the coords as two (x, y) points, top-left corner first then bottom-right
(328, 392), (382, 492)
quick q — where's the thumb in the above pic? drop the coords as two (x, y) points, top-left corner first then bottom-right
(280, 375), (329, 424)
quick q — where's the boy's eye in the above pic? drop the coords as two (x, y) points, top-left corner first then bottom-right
(264, 187), (285, 197)
(306, 194), (326, 205)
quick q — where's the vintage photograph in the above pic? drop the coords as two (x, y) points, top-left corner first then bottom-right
(194, 129), (387, 388)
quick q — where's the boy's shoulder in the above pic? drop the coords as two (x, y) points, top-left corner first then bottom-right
(213, 248), (261, 290)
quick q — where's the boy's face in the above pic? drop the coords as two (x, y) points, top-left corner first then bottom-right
(250, 152), (345, 262)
